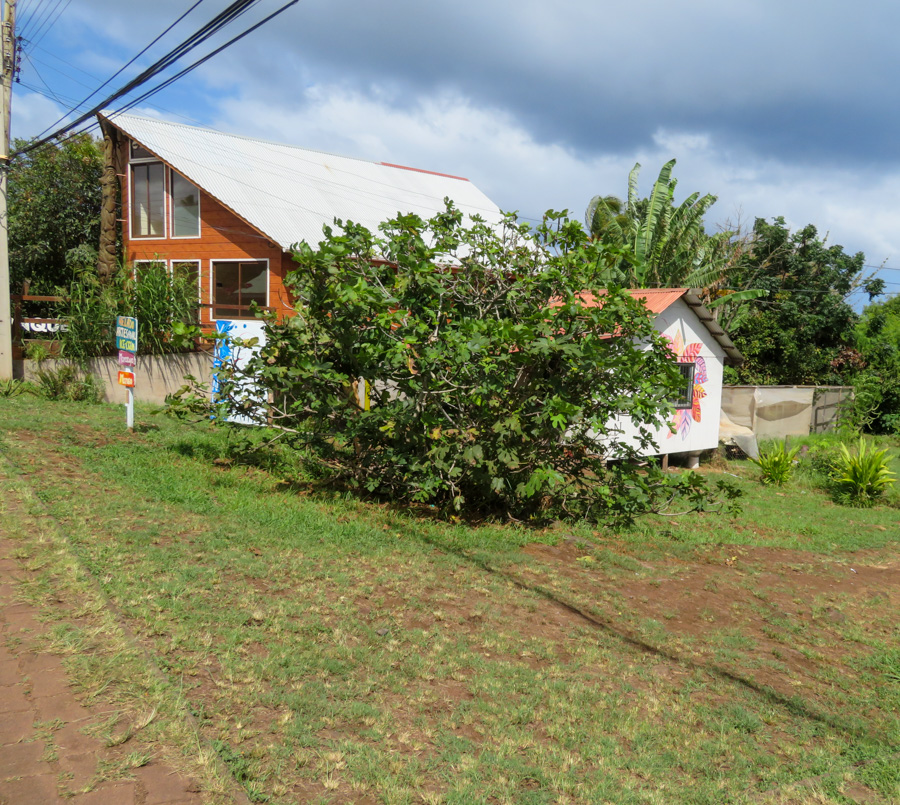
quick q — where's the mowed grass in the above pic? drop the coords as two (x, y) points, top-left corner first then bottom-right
(1, 397), (898, 804)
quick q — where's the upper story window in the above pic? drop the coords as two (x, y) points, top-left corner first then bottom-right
(171, 172), (200, 238)
(129, 140), (201, 240)
(130, 149), (165, 238)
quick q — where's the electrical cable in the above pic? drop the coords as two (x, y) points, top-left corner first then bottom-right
(108, 0), (300, 119)
(26, 0), (71, 50)
(16, 0), (268, 155)
(32, 0), (208, 140)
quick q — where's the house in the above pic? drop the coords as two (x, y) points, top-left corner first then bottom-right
(96, 111), (505, 328)
(566, 288), (743, 463)
(95, 113), (740, 458)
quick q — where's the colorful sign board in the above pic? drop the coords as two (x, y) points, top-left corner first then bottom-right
(118, 350), (136, 368)
(118, 371), (135, 388)
(115, 316), (138, 352)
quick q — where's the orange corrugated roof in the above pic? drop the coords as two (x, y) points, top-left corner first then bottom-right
(552, 288), (688, 313)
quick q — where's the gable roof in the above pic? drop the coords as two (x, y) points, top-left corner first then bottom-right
(560, 288), (744, 366)
(100, 111), (505, 252)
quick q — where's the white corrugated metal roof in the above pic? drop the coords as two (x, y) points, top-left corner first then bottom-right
(101, 111), (505, 251)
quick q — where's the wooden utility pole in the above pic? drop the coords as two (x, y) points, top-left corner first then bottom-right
(0, 0), (16, 380)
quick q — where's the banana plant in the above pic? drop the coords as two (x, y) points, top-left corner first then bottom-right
(585, 159), (766, 321)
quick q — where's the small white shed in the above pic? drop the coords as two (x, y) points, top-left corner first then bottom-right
(579, 289), (744, 461)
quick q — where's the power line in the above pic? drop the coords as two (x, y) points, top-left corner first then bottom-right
(109, 0), (299, 119)
(15, 0), (277, 156)
(26, 0), (69, 49)
(31, 0), (208, 140)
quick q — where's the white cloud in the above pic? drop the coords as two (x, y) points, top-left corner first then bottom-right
(10, 92), (66, 142)
(207, 83), (900, 273)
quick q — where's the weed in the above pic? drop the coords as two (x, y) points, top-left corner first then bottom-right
(750, 440), (801, 486)
(830, 437), (897, 507)
(0, 378), (36, 397)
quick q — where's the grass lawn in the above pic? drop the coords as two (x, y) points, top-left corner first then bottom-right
(1, 396), (898, 804)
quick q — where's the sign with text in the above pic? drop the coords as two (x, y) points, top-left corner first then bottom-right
(118, 371), (135, 388)
(118, 350), (136, 368)
(115, 316), (138, 352)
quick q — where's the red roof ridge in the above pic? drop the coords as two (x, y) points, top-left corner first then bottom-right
(380, 162), (469, 182)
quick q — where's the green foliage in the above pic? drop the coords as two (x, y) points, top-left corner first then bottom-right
(55, 262), (200, 362)
(169, 204), (740, 524)
(9, 134), (103, 294)
(25, 340), (102, 403)
(852, 296), (900, 434)
(33, 364), (103, 403)
(728, 218), (866, 386)
(830, 438), (896, 507)
(838, 373), (883, 436)
(750, 440), (801, 486)
(584, 160), (763, 325)
(0, 378), (36, 398)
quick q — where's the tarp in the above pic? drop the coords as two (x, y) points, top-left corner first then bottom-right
(721, 385), (852, 441)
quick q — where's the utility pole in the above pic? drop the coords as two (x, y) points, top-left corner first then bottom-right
(0, 0), (16, 380)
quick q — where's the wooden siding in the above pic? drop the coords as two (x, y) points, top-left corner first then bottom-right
(121, 145), (294, 327)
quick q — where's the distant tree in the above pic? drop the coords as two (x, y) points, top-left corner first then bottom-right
(852, 295), (900, 433)
(727, 217), (871, 386)
(8, 134), (103, 294)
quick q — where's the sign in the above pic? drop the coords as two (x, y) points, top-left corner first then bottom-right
(118, 350), (136, 368)
(118, 371), (135, 388)
(115, 316), (138, 352)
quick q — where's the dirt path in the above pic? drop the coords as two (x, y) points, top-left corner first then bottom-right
(0, 532), (206, 804)
(0, 452), (238, 805)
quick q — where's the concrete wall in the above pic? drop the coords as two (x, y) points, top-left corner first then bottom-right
(13, 352), (214, 406)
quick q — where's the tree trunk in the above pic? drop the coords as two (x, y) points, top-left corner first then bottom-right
(97, 120), (119, 282)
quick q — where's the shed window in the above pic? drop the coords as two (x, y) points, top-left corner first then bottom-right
(213, 261), (267, 319)
(171, 172), (200, 238)
(131, 162), (165, 237)
(671, 362), (695, 409)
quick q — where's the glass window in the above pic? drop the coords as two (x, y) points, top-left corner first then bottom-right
(133, 260), (166, 282)
(671, 362), (695, 409)
(171, 172), (200, 238)
(131, 163), (165, 237)
(213, 261), (267, 319)
(130, 142), (155, 161)
(173, 261), (201, 323)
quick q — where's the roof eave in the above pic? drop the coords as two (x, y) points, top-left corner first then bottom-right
(682, 289), (745, 366)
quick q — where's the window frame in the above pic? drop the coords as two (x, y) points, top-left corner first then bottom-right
(169, 169), (201, 239)
(671, 361), (696, 410)
(128, 156), (167, 241)
(132, 258), (167, 282)
(210, 259), (269, 321)
(170, 259), (202, 323)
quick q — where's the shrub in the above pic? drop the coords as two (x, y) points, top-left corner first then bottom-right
(55, 262), (201, 362)
(0, 378), (36, 398)
(750, 441), (801, 486)
(34, 364), (103, 403)
(830, 437), (896, 507)
(169, 204), (741, 524)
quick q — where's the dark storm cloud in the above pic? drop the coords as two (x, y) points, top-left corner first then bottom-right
(57, 0), (900, 166)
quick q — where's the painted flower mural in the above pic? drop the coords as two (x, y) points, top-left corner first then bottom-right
(667, 328), (707, 440)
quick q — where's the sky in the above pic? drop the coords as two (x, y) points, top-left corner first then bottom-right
(11, 0), (900, 302)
